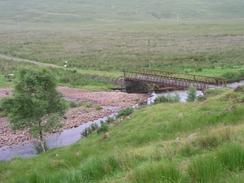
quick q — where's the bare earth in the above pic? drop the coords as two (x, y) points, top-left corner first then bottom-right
(0, 86), (147, 147)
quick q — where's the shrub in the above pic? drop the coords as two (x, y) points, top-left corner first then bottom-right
(117, 108), (134, 118)
(81, 128), (92, 137)
(90, 123), (99, 131)
(154, 94), (180, 104)
(106, 117), (115, 123)
(197, 95), (207, 102)
(69, 101), (82, 108)
(205, 88), (228, 97)
(187, 86), (197, 102)
(97, 123), (109, 134)
(95, 105), (103, 110)
(234, 86), (244, 93)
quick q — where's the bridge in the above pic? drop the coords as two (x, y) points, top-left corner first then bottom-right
(123, 70), (227, 93)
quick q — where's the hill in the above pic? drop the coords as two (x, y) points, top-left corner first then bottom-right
(0, 0), (244, 24)
(0, 87), (244, 182)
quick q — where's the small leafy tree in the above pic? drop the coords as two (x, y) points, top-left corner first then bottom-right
(187, 86), (197, 102)
(1, 69), (67, 152)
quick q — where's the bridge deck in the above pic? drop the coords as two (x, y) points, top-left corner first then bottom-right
(124, 70), (227, 91)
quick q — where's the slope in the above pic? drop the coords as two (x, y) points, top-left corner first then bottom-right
(0, 87), (244, 183)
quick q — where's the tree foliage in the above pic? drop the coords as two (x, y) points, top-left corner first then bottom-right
(187, 86), (197, 102)
(1, 69), (67, 151)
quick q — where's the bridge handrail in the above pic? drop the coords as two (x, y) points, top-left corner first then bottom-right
(142, 69), (226, 83)
(124, 70), (227, 86)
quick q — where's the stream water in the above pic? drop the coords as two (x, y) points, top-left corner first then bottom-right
(0, 80), (244, 161)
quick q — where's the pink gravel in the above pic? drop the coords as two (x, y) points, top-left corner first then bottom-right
(0, 86), (147, 147)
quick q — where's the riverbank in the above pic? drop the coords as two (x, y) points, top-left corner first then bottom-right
(0, 86), (147, 148)
(1, 85), (244, 182)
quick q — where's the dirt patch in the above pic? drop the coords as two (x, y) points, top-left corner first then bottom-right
(0, 86), (147, 147)
(0, 88), (11, 98)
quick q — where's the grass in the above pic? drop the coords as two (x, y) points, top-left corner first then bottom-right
(0, 88), (244, 183)
(0, 1), (244, 182)
(1, 22), (244, 83)
(188, 144), (244, 183)
(0, 58), (116, 90)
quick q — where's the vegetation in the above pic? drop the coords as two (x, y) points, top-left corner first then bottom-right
(0, 88), (244, 182)
(0, 69), (67, 152)
(0, 59), (116, 90)
(1, 1), (244, 87)
(0, 1), (244, 182)
(97, 123), (109, 134)
(117, 108), (134, 118)
(1, 23), (244, 83)
(187, 86), (197, 102)
(154, 94), (180, 104)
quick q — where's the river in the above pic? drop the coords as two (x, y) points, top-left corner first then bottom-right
(0, 80), (243, 161)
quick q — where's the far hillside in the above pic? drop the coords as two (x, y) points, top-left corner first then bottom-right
(0, 0), (244, 23)
(0, 0), (244, 88)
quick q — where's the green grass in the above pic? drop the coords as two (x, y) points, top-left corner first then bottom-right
(0, 74), (11, 87)
(0, 1), (244, 87)
(0, 58), (116, 90)
(1, 22), (244, 82)
(0, 1), (244, 181)
(0, 74), (6, 87)
(0, 88), (244, 183)
(188, 144), (244, 183)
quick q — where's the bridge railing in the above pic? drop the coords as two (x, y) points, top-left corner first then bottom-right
(124, 70), (227, 87)
(141, 70), (227, 85)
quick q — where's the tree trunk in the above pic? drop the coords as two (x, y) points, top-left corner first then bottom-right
(38, 121), (46, 152)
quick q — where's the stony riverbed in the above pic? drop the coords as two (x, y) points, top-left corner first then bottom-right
(0, 86), (147, 148)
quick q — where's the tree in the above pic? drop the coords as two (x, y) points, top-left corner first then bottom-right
(187, 86), (197, 102)
(1, 69), (67, 152)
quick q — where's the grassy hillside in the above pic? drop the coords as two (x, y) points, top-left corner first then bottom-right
(0, 0), (244, 84)
(1, 0), (244, 23)
(1, 22), (244, 82)
(0, 88), (244, 183)
(0, 58), (119, 90)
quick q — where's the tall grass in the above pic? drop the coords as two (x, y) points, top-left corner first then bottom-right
(129, 162), (181, 183)
(188, 155), (223, 183)
(217, 144), (244, 171)
(0, 90), (244, 183)
(188, 143), (244, 183)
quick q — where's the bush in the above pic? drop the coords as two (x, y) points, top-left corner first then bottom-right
(90, 124), (99, 131)
(205, 88), (228, 97)
(81, 128), (92, 137)
(106, 117), (115, 123)
(154, 94), (180, 104)
(117, 108), (134, 118)
(95, 105), (103, 110)
(69, 101), (82, 108)
(197, 95), (207, 102)
(187, 86), (197, 102)
(97, 123), (109, 134)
